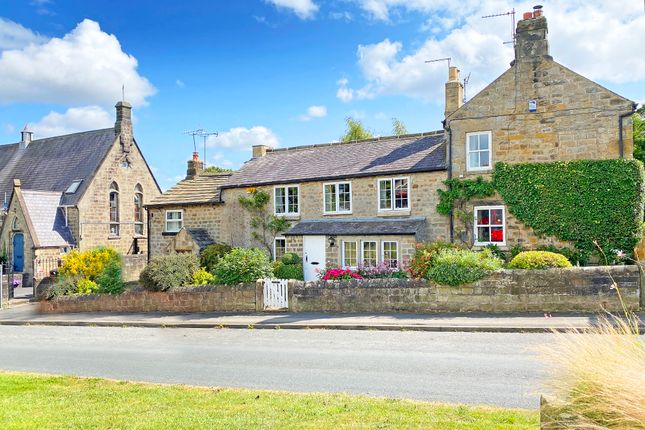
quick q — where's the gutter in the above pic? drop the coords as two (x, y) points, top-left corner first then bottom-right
(443, 119), (454, 243)
(619, 102), (638, 159)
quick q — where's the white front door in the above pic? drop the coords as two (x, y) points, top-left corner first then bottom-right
(303, 236), (326, 282)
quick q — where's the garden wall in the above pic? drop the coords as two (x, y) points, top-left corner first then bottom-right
(39, 284), (259, 313)
(122, 254), (147, 283)
(289, 266), (640, 313)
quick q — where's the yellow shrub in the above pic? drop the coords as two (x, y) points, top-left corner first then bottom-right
(59, 247), (121, 281)
(508, 251), (572, 270)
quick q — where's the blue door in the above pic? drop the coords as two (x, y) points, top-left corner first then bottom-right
(13, 233), (24, 272)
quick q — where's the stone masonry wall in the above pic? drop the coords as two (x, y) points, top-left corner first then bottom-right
(289, 266), (640, 313)
(76, 137), (160, 255)
(221, 171), (450, 250)
(0, 188), (36, 285)
(40, 284), (259, 313)
(148, 204), (226, 258)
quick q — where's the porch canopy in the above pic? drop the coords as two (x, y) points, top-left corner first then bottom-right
(283, 217), (426, 236)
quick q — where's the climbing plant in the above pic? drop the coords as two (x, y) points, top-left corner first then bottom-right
(436, 177), (495, 245)
(238, 188), (290, 259)
(492, 160), (644, 257)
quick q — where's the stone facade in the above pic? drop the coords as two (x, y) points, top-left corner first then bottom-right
(0, 184), (36, 284)
(444, 13), (635, 249)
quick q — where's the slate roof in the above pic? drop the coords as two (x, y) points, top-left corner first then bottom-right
(284, 217), (427, 236)
(223, 131), (446, 188)
(186, 228), (215, 251)
(0, 129), (117, 206)
(146, 173), (231, 207)
(21, 190), (75, 247)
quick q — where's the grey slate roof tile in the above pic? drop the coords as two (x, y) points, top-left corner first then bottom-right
(21, 190), (75, 247)
(186, 228), (215, 251)
(223, 132), (446, 188)
(284, 217), (426, 236)
(0, 129), (116, 206)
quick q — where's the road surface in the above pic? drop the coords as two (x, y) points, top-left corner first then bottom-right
(0, 325), (551, 408)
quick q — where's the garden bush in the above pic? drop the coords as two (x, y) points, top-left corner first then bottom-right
(52, 247), (123, 297)
(59, 247), (121, 281)
(139, 254), (199, 291)
(199, 243), (232, 273)
(407, 241), (460, 279)
(213, 248), (272, 285)
(508, 251), (572, 270)
(272, 252), (304, 280)
(192, 268), (216, 285)
(357, 262), (407, 279)
(76, 278), (99, 295)
(427, 249), (502, 286)
(96, 259), (125, 294)
(536, 245), (589, 266)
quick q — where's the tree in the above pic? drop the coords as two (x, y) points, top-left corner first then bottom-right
(238, 189), (289, 259)
(392, 118), (408, 136)
(634, 107), (645, 164)
(203, 165), (234, 173)
(340, 117), (373, 142)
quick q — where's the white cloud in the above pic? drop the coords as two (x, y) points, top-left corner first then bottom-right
(207, 126), (279, 149)
(265, 0), (319, 19)
(330, 11), (353, 21)
(299, 105), (327, 121)
(0, 19), (156, 107)
(341, 1), (645, 103)
(0, 18), (47, 50)
(175, 79), (185, 88)
(30, 105), (113, 138)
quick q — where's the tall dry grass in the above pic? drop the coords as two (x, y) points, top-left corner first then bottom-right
(540, 313), (645, 429)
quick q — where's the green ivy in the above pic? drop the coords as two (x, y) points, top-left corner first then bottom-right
(436, 177), (495, 216)
(493, 160), (644, 257)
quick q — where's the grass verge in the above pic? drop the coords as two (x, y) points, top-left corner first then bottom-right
(0, 371), (538, 429)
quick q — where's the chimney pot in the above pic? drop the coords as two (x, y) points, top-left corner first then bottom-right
(523, 11), (533, 20)
(514, 7), (549, 63)
(186, 152), (204, 179)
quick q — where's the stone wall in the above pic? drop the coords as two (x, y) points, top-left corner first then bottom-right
(148, 204), (225, 258)
(122, 254), (147, 282)
(40, 284), (259, 313)
(289, 266), (640, 313)
(0, 186), (37, 287)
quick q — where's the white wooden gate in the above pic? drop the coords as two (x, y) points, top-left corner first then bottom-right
(263, 278), (288, 310)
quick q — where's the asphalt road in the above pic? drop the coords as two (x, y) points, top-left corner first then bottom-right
(0, 325), (551, 409)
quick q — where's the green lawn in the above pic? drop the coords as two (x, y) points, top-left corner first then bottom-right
(0, 372), (538, 429)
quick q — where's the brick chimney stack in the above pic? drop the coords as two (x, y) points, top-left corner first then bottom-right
(115, 101), (133, 153)
(186, 151), (204, 179)
(444, 66), (464, 118)
(514, 5), (551, 63)
(252, 145), (271, 158)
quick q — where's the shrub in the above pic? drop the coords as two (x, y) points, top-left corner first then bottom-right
(536, 245), (589, 266)
(508, 251), (572, 270)
(140, 254), (199, 291)
(45, 276), (80, 299)
(199, 243), (232, 273)
(76, 278), (99, 295)
(540, 315), (645, 429)
(427, 249), (502, 286)
(280, 252), (300, 265)
(483, 244), (506, 261)
(59, 247), (121, 281)
(273, 260), (304, 280)
(407, 241), (460, 279)
(357, 262), (408, 279)
(96, 259), (125, 294)
(320, 268), (362, 280)
(192, 268), (216, 285)
(213, 248), (272, 285)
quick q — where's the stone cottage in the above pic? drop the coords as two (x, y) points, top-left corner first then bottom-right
(0, 102), (161, 287)
(149, 7), (636, 281)
(147, 153), (230, 255)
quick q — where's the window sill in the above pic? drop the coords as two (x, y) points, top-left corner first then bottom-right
(323, 212), (353, 216)
(275, 214), (300, 221)
(473, 243), (507, 248)
(108, 235), (120, 240)
(377, 210), (411, 217)
(162, 232), (178, 236)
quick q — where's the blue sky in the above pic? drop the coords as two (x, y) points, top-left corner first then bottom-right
(1, 0), (644, 189)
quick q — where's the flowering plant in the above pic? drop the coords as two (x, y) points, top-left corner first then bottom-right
(357, 261), (408, 279)
(11, 279), (21, 288)
(320, 268), (363, 280)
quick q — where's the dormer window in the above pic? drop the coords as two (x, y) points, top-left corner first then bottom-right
(65, 179), (83, 194)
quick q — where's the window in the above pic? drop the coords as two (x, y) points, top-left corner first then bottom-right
(361, 241), (377, 267)
(65, 179), (83, 194)
(474, 206), (506, 246)
(274, 237), (286, 261)
(341, 241), (358, 268)
(381, 241), (399, 268)
(378, 177), (409, 211)
(466, 131), (492, 171)
(324, 182), (352, 214)
(274, 186), (299, 216)
(134, 184), (144, 235)
(165, 210), (183, 233)
(109, 182), (119, 236)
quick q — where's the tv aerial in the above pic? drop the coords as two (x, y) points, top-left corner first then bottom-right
(183, 129), (219, 164)
(482, 8), (516, 46)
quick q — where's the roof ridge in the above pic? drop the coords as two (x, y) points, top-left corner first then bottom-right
(1, 127), (114, 147)
(266, 130), (445, 155)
